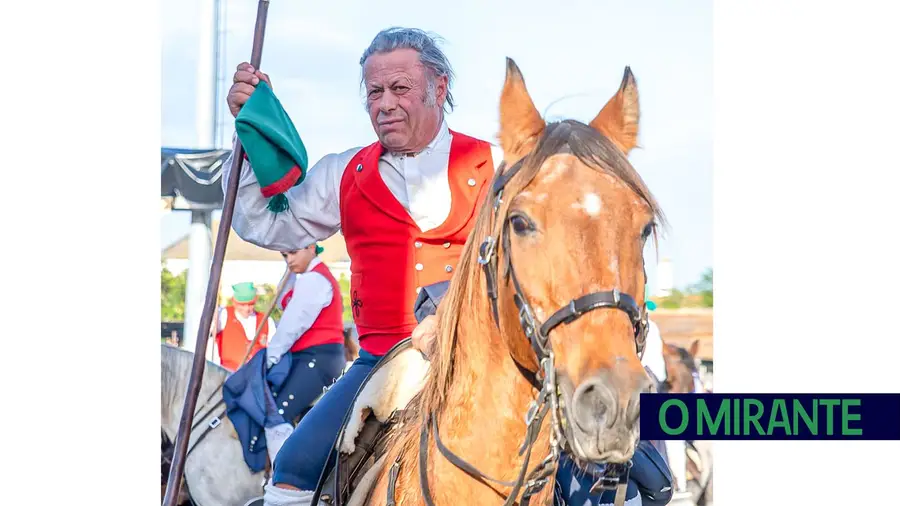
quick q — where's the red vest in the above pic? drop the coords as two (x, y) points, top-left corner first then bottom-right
(279, 261), (345, 352)
(339, 131), (493, 355)
(215, 306), (268, 371)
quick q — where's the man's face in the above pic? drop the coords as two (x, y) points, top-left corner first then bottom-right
(363, 48), (447, 153)
(233, 300), (255, 317)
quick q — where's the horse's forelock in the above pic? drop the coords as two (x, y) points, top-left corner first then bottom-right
(534, 120), (665, 227)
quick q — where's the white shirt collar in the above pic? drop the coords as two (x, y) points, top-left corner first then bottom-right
(304, 256), (322, 273)
(384, 118), (450, 158)
(235, 310), (256, 321)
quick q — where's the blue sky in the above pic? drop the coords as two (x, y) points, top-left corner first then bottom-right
(161, 0), (712, 291)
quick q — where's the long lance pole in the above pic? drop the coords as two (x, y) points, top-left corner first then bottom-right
(163, 1), (271, 504)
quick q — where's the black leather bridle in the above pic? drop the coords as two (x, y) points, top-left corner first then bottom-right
(414, 134), (652, 506)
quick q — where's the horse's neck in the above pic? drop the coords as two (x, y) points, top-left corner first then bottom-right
(429, 323), (550, 502)
(161, 350), (229, 439)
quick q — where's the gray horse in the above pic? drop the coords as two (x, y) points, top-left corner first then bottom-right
(161, 343), (265, 505)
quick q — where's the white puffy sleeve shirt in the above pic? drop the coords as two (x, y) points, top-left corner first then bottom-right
(221, 121), (505, 251)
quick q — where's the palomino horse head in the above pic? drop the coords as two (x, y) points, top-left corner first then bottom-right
(663, 339), (702, 394)
(484, 58), (666, 464)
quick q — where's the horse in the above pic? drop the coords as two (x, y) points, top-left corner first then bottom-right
(162, 323), (361, 505)
(661, 339), (701, 394)
(660, 340), (714, 506)
(161, 343), (265, 505)
(316, 58), (667, 506)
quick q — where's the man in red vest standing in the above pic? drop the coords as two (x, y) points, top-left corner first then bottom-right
(222, 27), (501, 504)
(213, 282), (275, 371)
(262, 243), (347, 469)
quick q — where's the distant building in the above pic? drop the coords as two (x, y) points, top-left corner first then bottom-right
(655, 257), (674, 297)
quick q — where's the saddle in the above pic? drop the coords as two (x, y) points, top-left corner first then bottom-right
(312, 338), (430, 506)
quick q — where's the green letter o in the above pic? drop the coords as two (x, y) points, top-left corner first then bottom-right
(660, 399), (689, 435)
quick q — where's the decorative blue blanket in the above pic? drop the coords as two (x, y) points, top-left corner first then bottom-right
(222, 350), (292, 472)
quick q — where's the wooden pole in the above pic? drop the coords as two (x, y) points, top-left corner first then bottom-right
(162, 1), (271, 504)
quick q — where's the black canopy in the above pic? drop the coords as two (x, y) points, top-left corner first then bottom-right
(161, 148), (232, 209)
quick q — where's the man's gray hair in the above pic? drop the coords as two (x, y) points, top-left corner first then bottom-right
(359, 27), (456, 113)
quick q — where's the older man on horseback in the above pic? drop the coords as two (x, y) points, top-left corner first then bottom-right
(224, 27), (501, 505)
(224, 26), (671, 506)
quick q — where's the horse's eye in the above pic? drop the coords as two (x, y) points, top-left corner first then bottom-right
(641, 222), (655, 240)
(509, 214), (535, 236)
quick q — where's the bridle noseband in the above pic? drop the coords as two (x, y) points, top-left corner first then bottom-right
(415, 134), (653, 506)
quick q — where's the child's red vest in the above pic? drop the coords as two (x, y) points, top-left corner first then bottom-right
(215, 306), (268, 371)
(339, 131), (493, 355)
(279, 261), (345, 352)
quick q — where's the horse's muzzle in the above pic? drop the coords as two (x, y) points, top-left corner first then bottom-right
(563, 366), (650, 463)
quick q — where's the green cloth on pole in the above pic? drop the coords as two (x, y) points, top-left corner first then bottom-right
(234, 81), (309, 213)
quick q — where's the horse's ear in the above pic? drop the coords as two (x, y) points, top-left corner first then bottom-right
(688, 339), (700, 358)
(663, 342), (676, 356)
(589, 66), (640, 155)
(499, 57), (546, 161)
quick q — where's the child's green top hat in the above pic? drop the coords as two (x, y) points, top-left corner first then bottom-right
(235, 81), (309, 214)
(232, 282), (258, 303)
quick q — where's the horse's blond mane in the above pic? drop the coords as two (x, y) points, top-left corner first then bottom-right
(417, 177), (499, 415)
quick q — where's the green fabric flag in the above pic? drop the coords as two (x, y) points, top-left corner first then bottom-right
(235, 81), (309, 213)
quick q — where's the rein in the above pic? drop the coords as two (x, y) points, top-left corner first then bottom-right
(415, 133), (650, 506)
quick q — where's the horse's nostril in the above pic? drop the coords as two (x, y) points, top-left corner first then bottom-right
(572, 379), (615, 432)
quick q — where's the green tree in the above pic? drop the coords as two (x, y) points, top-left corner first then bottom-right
(653, 268), (713, 309)
(256, 283), (284, 321)
(691, 268), (713, 307)
(338, 274), (352, 323)
(161, 262), (187, 321)
(659, 288), (685, 309)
